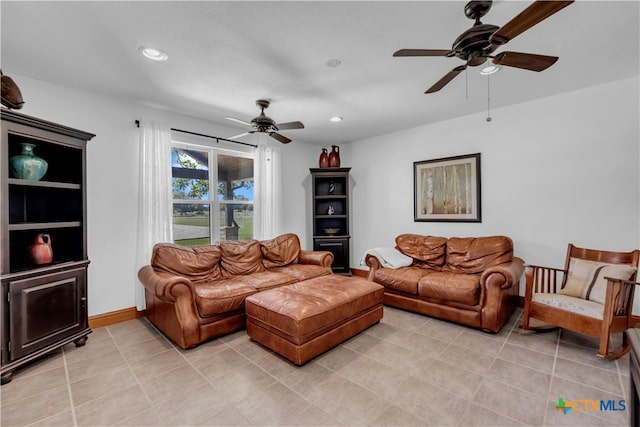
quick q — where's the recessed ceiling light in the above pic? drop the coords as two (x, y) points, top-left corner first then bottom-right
(480, 65), (499, 75)
(139, 46), (168, 61)
(329, 116), (343, 122)
(326, 58), (342, 68)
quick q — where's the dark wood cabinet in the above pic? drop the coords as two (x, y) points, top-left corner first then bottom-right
(310, 168), (351, 274)
(1, 110), (94, 384)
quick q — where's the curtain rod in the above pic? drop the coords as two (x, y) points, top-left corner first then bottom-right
(134, 120), (257, 148)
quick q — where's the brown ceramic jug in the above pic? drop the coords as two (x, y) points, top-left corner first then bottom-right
(319, 148), (329, 168)
(29, 234), (53, 265)
(328, 145), (340, 168)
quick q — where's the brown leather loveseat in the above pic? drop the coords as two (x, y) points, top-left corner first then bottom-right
(365, 234), (524, 333)
(138, 233), (333, 349)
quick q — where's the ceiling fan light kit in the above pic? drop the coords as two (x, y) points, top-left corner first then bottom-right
(227, 99), (304, 144)
(138, 46), (168, 62)
(480, 65), (499, 75)
(394, 0), (574, 94)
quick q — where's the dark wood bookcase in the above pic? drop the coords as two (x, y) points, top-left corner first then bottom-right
(0, 110), (94, 384)
(310, 168), (351, 274)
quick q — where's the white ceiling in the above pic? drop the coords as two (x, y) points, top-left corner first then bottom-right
(1, 1), (638, 145)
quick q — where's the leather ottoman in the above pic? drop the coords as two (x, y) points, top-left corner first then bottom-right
(245, 275), (384, 365)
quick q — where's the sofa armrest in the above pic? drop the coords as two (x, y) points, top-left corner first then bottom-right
(365, 254), (383, 281)
(138, 265), (196, 302)
(480, 257), (524, 332)
(299, 250), (334, 268)
(480, 257), (525, 291)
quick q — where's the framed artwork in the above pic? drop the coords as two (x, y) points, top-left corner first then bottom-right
(414, 153), (481, 222)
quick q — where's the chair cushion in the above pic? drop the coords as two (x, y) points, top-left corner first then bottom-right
(418, 272), (480, 306)
(532, 293), (604, 320)
(560, 258), (636, 304)
(220, 239), (266, 277)
(260, 233), (301, 269)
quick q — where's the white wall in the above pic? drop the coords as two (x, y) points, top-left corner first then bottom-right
(9, 74), (639, 316)
(9, 74), (320, 316)
(349, 77), (640, 280)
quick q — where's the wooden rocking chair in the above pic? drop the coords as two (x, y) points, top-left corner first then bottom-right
(521, 244), (640, 359)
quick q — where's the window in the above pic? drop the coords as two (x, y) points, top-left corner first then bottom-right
(171, 142), (254, 246)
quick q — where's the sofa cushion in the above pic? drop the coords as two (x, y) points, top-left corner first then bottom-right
(270, 264), (332, 281)
(395, 234), (446, 269)
(443, 236), (513, 274)
(151, 243), (222, 283)
(559, 258), (636, 304)
(373, 267), (433, 295)
(238, 271), (299, 291)
(220, 239), (266, 277)
(261, 233), (301, 269)
(418, 272), (480, 306)
(193, 280), (258, 317)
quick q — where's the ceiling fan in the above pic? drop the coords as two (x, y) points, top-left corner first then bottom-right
(226, 99), (304, 144)
(394, 0), (573, 94)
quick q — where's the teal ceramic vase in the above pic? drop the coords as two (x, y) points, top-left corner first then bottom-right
(10, 143), (48, 180)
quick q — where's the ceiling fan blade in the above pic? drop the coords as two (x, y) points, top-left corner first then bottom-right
(269, 132), (292, 144)
(276, 121), (304, 130)
(493, 51), (558, 72)
(225, 117), (253, 126)
(228, 131), (253, 140)
(394, 49), (453, 57)
(425, 65), (466, 94)
(490, 0), (574, 46)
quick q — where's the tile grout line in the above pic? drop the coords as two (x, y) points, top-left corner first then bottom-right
(73, 322), (158, 425)
(61, 345), (79, 427)
(540, 326), (562, 426)
(461, 314), (528, 426)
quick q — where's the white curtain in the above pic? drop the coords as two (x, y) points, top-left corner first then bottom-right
(253, 139), (283, 240)
(134, 121), (173, 311)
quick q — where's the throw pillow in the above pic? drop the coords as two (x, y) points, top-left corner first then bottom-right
(585, 264), (636, 304)
(559, 258), (600, 298)
(560, 258), (636, 304)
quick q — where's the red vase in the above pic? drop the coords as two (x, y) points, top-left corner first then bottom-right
(319, 148), (329, 168)
(328, 145), (341, 168)
(29, 234), (53, 265)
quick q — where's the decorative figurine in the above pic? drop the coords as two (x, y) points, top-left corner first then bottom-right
(1, 69), (25, 110)
(319, 148), (329, 168)
(328, 145), (341, 167)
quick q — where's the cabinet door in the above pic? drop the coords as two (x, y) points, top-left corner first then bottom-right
(314, 238), (350, 274)
(8, 268), (87, 360)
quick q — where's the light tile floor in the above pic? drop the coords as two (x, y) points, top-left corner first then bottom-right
(0, 307), (632, 426)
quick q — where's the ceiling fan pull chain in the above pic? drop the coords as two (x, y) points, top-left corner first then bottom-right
(486, 74), (492, 122)
(465, 67), (468, 99)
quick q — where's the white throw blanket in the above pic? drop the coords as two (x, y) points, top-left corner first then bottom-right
(359, 247), (413, 268)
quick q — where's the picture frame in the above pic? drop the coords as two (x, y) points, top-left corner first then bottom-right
(414, 153), (481, 222)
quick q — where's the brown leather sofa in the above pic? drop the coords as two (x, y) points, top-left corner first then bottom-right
(138, 233), (333, 349)
(365, 234), (524, 333)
